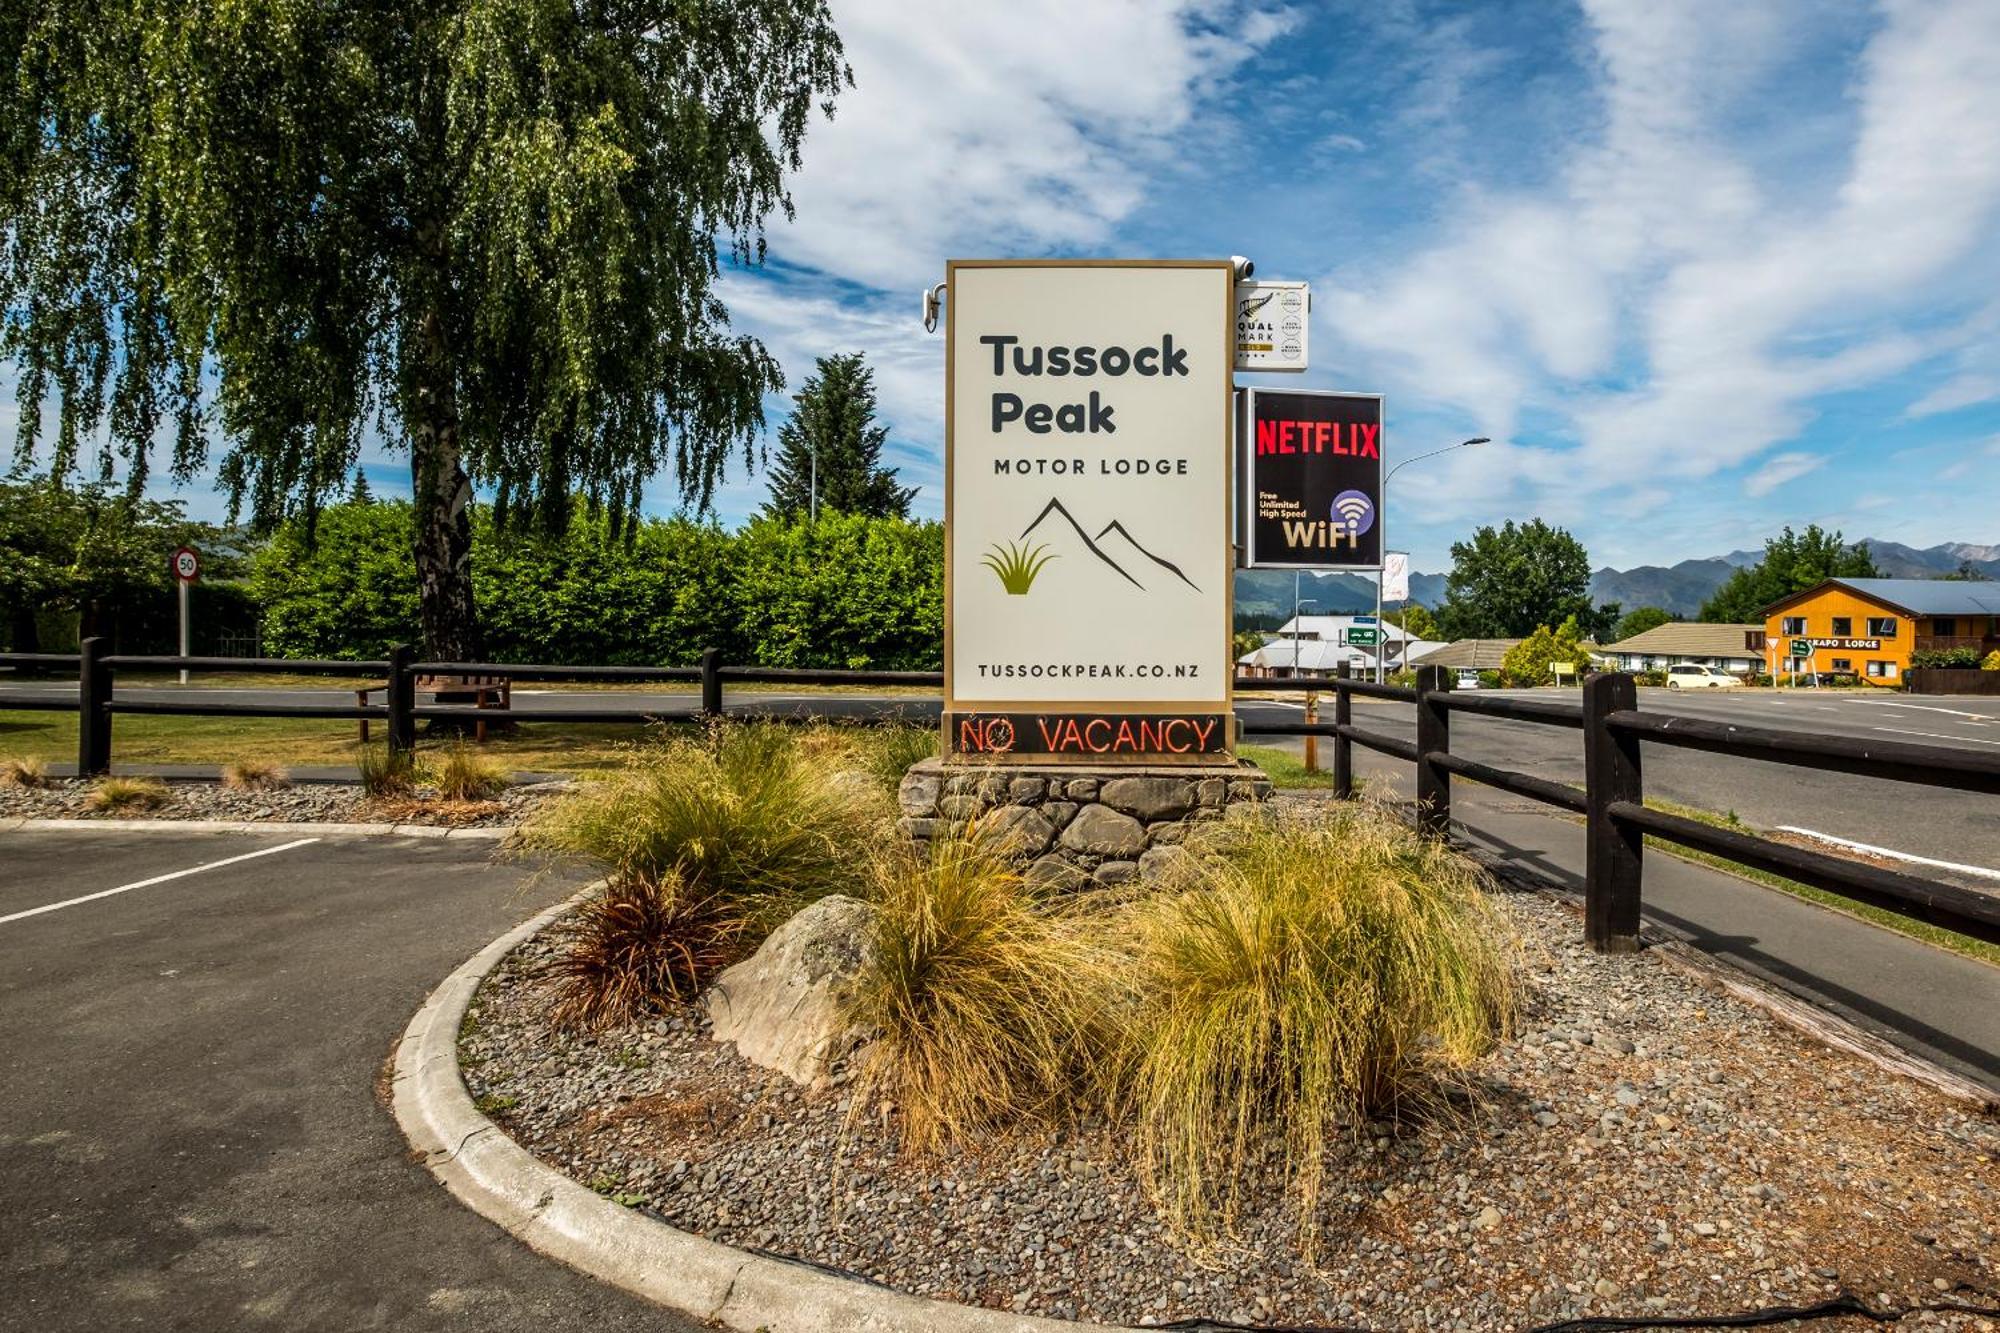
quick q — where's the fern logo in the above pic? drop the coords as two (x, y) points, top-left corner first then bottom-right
(982, 540), (1056, 595)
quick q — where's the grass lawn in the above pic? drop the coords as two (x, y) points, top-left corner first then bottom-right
(1239, 743), (1334, 790)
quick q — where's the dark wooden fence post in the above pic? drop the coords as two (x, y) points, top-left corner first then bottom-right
(77, 636), (112, 777)
(1415, 664), (1452, 837)
(387, 643), (416, 756)
(1583, 671), (1643, 953)
(700, 648), (723, 720)
(1333, 661), (1354, 799)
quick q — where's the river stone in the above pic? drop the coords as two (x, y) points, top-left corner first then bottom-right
(706, 895), (876, 1087)
(979, 804), (1056, 857)
(1093, 859), (1140, 886)
(1007, 776), (1046, 803)
(1023, 855), (1089, 891)
(1139, 844), (1192, 880)
(897, 772), (941, 817)
(1059, 804), (1146, 859)
(1099, 776), (1193, 821)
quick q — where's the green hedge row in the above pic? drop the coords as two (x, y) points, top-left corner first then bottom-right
(247, 502), (944, 669)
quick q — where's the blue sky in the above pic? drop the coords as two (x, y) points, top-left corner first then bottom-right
(18, 0), (2000, 573)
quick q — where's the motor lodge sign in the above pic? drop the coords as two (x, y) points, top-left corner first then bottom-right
(944, 260), (1233, 760)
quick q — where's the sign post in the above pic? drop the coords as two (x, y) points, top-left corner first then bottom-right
(943, 259), (1234, 761)
(170, 546), (200, 685)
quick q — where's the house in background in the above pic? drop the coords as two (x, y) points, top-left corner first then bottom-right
(1238, 615), (1444, 678)
(1757, 578), (2000, 686)
(1407, 638), (1522, 673)
(1596, 622), (1763, 675)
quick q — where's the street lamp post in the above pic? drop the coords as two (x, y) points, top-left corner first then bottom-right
(1291, 580), (1317, 679)
(1375, 437), (1489, 682)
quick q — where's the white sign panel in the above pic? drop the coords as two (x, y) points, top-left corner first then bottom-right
(1234, 280), (1308, 372)
(946, 260), (1233, 758)
(1382, 551), (1410, 603)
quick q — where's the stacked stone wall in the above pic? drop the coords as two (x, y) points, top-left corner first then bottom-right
(895, 758), (1273, 889)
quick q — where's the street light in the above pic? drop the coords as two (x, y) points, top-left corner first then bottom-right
(1291, 584), (1317, 679)
(1376, 437), (1489, 682)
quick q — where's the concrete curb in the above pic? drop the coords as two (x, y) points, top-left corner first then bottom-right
(389, 888), (1096, 1333)
(3, 817), (515, 839)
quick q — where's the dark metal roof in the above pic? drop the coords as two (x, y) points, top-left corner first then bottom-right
(1761, 578), (2000, 618)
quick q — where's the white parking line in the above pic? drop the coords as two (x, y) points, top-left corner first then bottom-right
(0, 838), (319, 926)
(1859, 700), (1997, 723)
(1776, 826), (2000, 883)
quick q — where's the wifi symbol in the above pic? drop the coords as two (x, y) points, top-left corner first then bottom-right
(1330, 489), (1375, 537)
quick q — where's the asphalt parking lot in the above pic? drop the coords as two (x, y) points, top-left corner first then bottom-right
(0, 829), (700, 1333)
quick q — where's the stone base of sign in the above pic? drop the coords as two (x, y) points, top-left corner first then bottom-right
(895, 757), (1273, 889)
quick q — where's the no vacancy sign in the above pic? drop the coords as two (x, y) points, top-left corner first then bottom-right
(1239, 387), (1384, 569)
(944, 260), (1234, 760)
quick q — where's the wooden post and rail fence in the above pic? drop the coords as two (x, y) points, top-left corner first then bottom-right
(5, 641), (1999, 956)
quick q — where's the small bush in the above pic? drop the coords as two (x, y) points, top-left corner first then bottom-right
(861, 724), (938, 795)
(521, 722), (882, 934)
(1984, 650), (2000, 671)
(1912, 647), (1982, 669)
(2, 756), (49, 788)
(427, 744), (507, 802)
(223, 760), (288, 791)
(88, 776), (170, 812)
(1117, 802), (1515, 1256)
(538, 871), (748, 1029)
(358, 744), (417, 798)
(847, 834), (1123, 1156)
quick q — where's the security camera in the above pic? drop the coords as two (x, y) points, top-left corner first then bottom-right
(1230, 255), (1255, 281)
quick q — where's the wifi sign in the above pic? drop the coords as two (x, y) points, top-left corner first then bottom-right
(1330, 489), (1375, 537)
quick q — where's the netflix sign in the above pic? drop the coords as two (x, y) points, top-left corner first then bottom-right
(1239, 388), (1383, 570)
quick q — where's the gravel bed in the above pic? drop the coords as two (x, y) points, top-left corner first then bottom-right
(461, 888), (2000, 1331)
(0, 776), (560, 826)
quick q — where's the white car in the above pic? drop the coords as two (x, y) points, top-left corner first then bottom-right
(1664, 663), (1741, 689)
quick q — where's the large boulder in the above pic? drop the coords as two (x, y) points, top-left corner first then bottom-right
(1099, 776), (1194, 822)
(1059, 804), (1147, 859)
(706, 894), (877, 1087)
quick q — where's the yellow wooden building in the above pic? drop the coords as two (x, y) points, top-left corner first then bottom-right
(1756, 578), (2000, 685)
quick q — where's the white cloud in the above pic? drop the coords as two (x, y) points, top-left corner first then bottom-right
(1315, 0), (2000, 530)
(1743, 451), (1824, 497)
(1907, 374), (2000, 417)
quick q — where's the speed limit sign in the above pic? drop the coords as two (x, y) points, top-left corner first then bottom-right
(170, 546), (200, 582)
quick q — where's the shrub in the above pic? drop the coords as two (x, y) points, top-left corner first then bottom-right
(520, 722), (882, 934)
(223, 760), (288, 791)
(1635, 669), (1669, 687)
(427, 744), (507, 802)
(847, 834), (1123, 1155)
(1116, 802), (1515, 1256)
(2, 756), (49, 788)
(1476, 669), (1506, 689)
(357, 744), (417, 798)
(1912, 647), (1982, 669)
(537, 871), (748, 1029)
(88, 776), (170, 812)
(1984, 650), (2000, 671)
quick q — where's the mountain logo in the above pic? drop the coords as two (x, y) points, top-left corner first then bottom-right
(1015, 497), (1200, 593)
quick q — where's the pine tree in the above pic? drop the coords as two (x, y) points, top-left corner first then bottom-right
(761, 354), (917, 520)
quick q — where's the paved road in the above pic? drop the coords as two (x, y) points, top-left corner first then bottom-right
(0, 828), (701, 1333)
(7, 679), (1996, 880)
(1260, 688), (2000, 889)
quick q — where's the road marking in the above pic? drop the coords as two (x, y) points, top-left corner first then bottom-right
(0, 838), (319, 926)
(1859, 700), (1997, 723)
(1775, 826), (2000, 883)
(1871, 725), (2000, 749)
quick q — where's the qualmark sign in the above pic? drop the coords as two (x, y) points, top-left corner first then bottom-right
(945, 260), (1234, 760)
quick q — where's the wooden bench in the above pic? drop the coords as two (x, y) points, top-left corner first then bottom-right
(356, 673), (512, 743)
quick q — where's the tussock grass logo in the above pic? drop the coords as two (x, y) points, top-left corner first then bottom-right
(982, 540), (1057, 595)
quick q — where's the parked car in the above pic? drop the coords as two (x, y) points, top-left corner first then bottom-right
(1453, 667), (1483, 690)
(1665, 663), (1740, 689)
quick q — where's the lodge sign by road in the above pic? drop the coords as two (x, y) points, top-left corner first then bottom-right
(943, 260), (1234, 762)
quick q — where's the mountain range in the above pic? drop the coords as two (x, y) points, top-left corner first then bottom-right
(1234, 538), (2000, 624)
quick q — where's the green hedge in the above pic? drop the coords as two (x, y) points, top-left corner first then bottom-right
(247, 502), (945, 669)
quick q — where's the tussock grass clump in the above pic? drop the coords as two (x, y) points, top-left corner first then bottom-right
(539, 871), (747, 1029)
(522, 723), (881, 933)
(2, 755), (49, 788)
(861, 724), (938, 795)
(88, 776), (170, 812)
(1119, 801), (1515, 1255)
(848, 834), (1124, 1156)
(357, 744), (417, 798)
(223, 760), (288, 791)
(427, 744), (506, 802)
